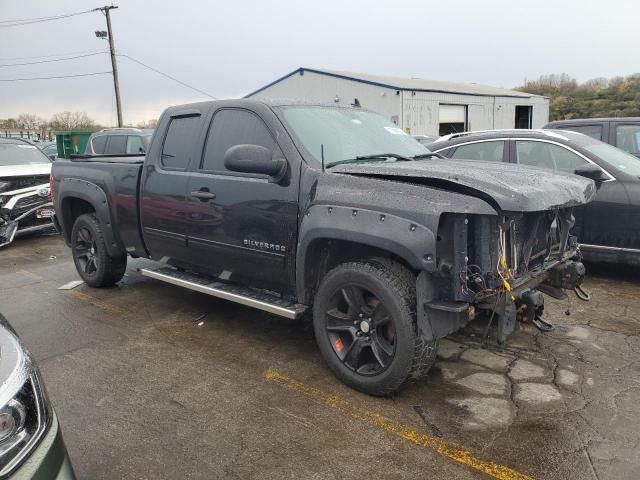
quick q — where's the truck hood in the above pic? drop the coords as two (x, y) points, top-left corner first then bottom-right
(328, 159), (596, 212)
(0, 163), (51, 178)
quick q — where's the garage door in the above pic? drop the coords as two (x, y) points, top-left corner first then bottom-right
(439, 104), (467, 136)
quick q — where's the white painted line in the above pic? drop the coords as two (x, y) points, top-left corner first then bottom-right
(57, 280), (84, 290)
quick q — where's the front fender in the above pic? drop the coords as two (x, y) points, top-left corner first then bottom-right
(296, 205), (436, 299)
(57, 178), (125, 257)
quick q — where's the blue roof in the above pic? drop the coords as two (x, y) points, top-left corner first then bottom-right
(245, 67), (541, 99)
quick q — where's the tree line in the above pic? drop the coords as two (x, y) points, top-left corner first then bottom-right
(0, 112), (158, 131)
(518, 73), (640, 120)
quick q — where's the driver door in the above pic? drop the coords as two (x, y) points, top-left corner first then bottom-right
(184, 108), (298, 294)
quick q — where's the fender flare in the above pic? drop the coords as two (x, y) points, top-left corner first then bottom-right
(57, 178), (125, 257)
(296, 205), (437, 301)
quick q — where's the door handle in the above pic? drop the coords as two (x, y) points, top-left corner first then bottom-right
(190, 190), (216, 201)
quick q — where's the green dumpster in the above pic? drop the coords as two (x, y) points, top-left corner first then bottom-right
(54, 131), (93, 158)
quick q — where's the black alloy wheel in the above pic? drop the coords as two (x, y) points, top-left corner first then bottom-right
(70, 213), (127, 287)
(325, 284), (396, 375)
(74, 226), (99, 275)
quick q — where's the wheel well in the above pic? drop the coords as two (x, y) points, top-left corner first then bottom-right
(302, 238), (416, 303)
(61, 197), (95, 242)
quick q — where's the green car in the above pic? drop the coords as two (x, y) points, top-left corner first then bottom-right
(0, 313), (75, 479)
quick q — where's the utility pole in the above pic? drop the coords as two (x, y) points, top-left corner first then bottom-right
(96, 5), (122, 127)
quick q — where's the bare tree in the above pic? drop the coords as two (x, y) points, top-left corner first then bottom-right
(136, 118), (158, 129)
(49, 112), (97, 130)
(16, 113), (46, 130)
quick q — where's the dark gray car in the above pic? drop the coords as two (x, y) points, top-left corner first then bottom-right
(429, 129), (640, 265)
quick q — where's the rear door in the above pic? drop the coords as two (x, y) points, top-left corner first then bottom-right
(140, 110), (204, 262)
(184, 107), (298, 293)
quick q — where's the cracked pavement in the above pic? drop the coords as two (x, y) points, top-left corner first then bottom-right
(1, 235), (639, 479)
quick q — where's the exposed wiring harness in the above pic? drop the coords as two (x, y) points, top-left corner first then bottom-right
(497, 225), (516, 301)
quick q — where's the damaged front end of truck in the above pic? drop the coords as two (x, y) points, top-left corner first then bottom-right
(330, 158), (596, 344)
(0, 176), (54, 248)
(426, 207), (587, 343)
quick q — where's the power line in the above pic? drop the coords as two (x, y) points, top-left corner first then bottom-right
(0, 9), (96, 28)
(0, 51), (108, 67)
(0, 49), (106, 62)
(0, 72), (112, 82)
(117, 53), (216, 99)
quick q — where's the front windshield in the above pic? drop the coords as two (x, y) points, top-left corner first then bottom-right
(0, 143), (50, 166)
(278, 106), (430, 166)
(582, 141), (640, 177)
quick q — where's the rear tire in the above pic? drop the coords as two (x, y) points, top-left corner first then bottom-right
(71, 213), (126, 287)
(312, 260), (438, 396)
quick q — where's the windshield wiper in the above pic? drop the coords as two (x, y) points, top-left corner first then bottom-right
(412, 152), (445, 160)
(328, 153), (414, 167)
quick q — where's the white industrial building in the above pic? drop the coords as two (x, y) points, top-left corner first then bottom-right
(245, 68), (549, 137)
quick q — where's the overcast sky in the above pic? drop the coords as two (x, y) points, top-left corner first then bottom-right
(0, 0), (637, 126)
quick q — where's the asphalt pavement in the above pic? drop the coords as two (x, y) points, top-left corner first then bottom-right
(1, 234), (639, 480)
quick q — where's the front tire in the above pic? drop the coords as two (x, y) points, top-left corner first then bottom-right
(312, 260), (438, 396)
(71, 213), (126, 287)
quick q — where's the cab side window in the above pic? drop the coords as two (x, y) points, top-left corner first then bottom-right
(450, 141), (505, 162)
(201, 109), (275, 174)
(515, 141), (588, 173)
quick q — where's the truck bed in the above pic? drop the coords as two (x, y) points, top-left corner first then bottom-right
(52, 155), (146, 256)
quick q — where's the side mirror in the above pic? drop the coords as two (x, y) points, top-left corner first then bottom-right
(574, 164), (608, 183)
(48, 154), (56, 161)
(224, 144), (286, 178)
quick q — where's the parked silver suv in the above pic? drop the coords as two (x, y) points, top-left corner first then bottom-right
(84, 128), (153, 155)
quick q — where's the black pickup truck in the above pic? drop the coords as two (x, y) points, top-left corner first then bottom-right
(52, 100), (594, 395)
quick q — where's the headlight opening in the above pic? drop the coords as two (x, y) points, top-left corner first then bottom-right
(0, 363), (49, 476)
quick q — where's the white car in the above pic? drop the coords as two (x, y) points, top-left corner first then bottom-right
(0, 138), (54, 247)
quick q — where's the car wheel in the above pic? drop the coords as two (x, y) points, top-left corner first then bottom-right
(71, 213), (126, 287)
(312, 260), (438, 396)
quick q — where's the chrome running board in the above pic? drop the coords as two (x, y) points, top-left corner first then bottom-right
(140, 266), (307, 319)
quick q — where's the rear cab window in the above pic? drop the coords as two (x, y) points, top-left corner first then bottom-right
(161, 115), (201, 170)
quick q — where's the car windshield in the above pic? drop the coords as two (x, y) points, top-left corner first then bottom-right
(584, 142), (640, 176)
(0, 143), (51, 166)
(278, 106), (430, 167)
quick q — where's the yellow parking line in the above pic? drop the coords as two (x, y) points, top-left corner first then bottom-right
(70, 290), (126, 316)
(264, 369), (533, 480)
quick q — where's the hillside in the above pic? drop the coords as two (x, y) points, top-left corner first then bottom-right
(518, 73), (640, 121)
